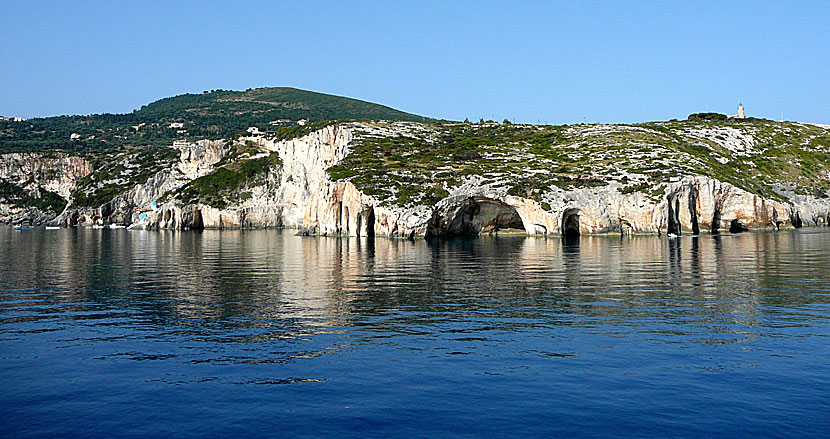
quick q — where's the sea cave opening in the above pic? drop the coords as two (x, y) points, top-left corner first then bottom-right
(188, 209), (204, 230)
(445, 198), (526, 236)
(366, 207), (375, 237)
(562, 208), (580, 238)
(729, 219), (749, 233)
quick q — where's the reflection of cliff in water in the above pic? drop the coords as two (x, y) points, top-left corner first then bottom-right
(3, 228), (830, 341)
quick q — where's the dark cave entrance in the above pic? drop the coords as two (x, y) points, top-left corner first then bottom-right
(791, 211), (803, 229)
(366, 207), (375, 237)
(729, 219), (749, 233)
(189, 209), (204, 230)
(445, 199), (526, 236)
(562, 208), (580, 238)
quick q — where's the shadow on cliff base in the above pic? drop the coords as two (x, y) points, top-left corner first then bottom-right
(426, 198), (526, 238)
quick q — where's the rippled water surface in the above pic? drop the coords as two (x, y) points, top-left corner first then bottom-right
(1, 227), (829, 438)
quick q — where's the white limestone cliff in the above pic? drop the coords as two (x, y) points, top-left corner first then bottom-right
(0, 152), (92, 198)
(135, 124), (830, 237)
(56, 140), (226, 226)
(0, 153), (91, 224)
(3, 123), (829, 236)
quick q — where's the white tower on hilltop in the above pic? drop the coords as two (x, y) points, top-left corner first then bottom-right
(737, 103), (745, 119)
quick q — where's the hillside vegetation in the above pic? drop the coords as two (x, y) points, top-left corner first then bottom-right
(3, 87), (828, 225)
(162, 152), (283, 209)
(328, 119), (830, 208)
(0, 87), (430, 153)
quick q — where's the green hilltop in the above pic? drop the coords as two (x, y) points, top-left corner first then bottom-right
(137, 87), (429, 123)
(0, 87), (431, 153)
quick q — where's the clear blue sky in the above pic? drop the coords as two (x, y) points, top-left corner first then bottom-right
(2, 1), (828, 124)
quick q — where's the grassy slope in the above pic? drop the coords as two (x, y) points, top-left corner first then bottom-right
(0, 87), (430, 152)
(162, 151), (283, 209)
(70, 147), (181, 207)
(327, 119), (830, 208)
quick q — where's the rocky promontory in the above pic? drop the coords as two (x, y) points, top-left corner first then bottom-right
(2, 119), (829, 237)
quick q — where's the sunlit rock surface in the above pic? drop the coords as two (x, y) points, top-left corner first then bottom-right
(2, 121), (829, 236)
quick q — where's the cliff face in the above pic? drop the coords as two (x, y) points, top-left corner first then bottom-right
(419, 175), (808, 238)
(144, 125), (364, 231)
(0, 153), (91, 224)
(55, 140), (226, 227)
(135, 122), (830, 237)
(2, 121), (829, 237)
(0, 153), (92, 198)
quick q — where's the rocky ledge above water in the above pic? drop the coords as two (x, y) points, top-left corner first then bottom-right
(2, 119), (829, 237)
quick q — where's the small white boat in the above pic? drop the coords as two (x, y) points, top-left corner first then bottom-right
(109, 224), (126, 229)
(667, 233), (679, 239)
(92, 225), (105, 229)
(45, 226), (61, 230)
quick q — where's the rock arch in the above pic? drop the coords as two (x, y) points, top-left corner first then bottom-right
(444, 198), (526, 236)
(353, 205), (376, 237)
(711, 198), (723, 233)
(729, 219), (749, 233)
(183, 207), (204, 230)
(791, 210), (803, 229)
(619, 218), (633, 236)
(667, 197), (681, 236)
(343, 205), (350, 235)
(688, 186), (700, 235)
(772, 208), (783, 231)
(561, 208), (580, 237)
(366, 207), (375, 237)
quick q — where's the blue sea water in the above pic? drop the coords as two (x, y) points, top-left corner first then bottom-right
(1, 227), (829, 438)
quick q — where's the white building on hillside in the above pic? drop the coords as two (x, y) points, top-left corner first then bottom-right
(728, 104), (746, 119)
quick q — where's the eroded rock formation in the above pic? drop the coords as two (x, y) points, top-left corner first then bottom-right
(2, 123), (829, 237)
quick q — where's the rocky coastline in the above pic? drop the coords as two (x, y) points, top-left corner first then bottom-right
(2, 122), (829, 238)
